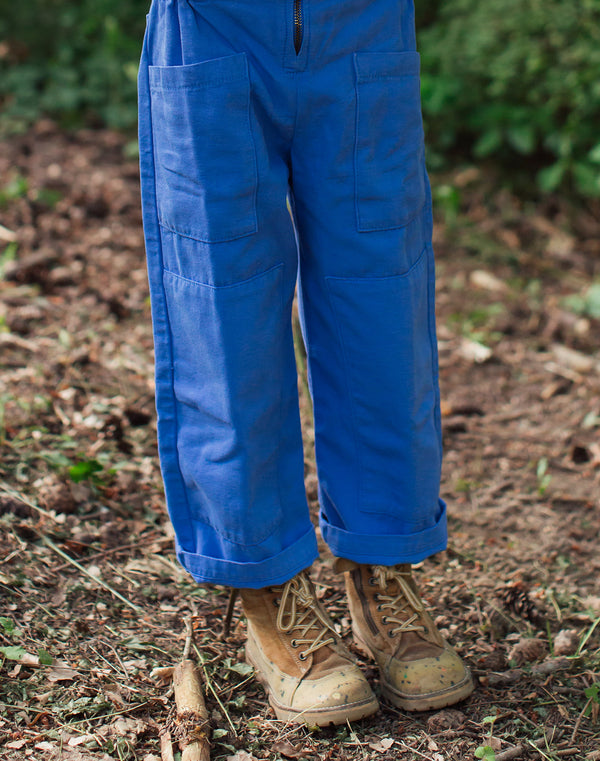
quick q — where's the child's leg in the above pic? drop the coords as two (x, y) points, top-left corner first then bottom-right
(290, 0), (446, 564)
(138, 0), (318, 588)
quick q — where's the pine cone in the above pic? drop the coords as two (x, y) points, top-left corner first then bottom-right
(497, 581), (544, 626)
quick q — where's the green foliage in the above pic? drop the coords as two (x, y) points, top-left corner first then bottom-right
(563, 282), (600, 320)
(418, 0), (600, 196)
(0, 0), (149, 132)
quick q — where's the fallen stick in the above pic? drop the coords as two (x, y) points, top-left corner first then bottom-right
(155, 618), (211, 761)
(160, 731), (175, 761)
(173, 659), (211, 761)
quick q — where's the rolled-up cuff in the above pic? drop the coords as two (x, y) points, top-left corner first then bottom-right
(320, 499), (447, 565)
(176, 526), (319, 589)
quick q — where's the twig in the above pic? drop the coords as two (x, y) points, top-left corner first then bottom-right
(196, 644), (237, 737)
(160, 731), (175, 761)
(41, 536), (142, 613)
(0, 482), (57, 520)
(221, 588), (239, 639)
(569, 695), (592, 745)
(495, 745), (526, 761)
(183, 616), (194, 661)
(51, 533), (170, 571)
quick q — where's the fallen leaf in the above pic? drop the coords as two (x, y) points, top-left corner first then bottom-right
(5, 739), (28, 749)
(48, 664), (79, 682)
(459, 337), (493, 363)
(226, 753), (257, 761)
(470, 269), (508, 292)
(368, 737), (395, 752)
(272, 740), (303, 758)
(553, 629), (579, 656)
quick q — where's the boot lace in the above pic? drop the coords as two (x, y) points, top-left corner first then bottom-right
(273, 573), (336, 660)
(371, 565), (426, 638)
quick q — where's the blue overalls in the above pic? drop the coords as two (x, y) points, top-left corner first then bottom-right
(137, 0), (446, 589)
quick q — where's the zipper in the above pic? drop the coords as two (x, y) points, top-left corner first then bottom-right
(293, 0), (303, 55)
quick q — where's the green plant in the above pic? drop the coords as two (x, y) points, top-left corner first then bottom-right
(563, 282), (600, 320)
(536, 457), (551, 495)
(0, 1), (148, 132)
(418, 0), (600, 197)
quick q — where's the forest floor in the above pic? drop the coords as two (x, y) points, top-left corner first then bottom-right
(1, 123), (599, 761)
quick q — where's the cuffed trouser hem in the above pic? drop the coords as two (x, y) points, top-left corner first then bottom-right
(175, 526), (319, 589)
(320, 499), (448, 565)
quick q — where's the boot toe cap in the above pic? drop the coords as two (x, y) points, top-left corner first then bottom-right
(384, 644), (474, 710)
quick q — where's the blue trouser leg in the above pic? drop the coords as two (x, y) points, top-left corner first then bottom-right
(138, 0), (446, 588)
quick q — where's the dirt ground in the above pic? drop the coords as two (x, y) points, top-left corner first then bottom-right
(1, 124), (599, 761)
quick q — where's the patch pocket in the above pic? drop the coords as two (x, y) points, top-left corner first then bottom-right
(149, 52), (258, 243)
(354, 51), (427, 232)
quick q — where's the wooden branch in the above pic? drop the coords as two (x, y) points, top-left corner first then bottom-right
(160, 731), (175, 761)
(172, 659), (211, 761)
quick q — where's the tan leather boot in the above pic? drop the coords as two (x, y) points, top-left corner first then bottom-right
(337, 560), (474, 711)
(240, 570), (379, 726)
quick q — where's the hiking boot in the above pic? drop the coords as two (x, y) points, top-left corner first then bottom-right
(240, 570), (379, 726)
(336, 560), (474, 711)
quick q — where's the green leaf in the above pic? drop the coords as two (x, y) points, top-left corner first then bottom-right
(587, 143), (600, 164)
(227, 662), (254, 677)
(0, 617), (15, 634)
(473, 129), (503, 158)
(584, 283), (600, 319)
(0, 645), (26, 661)
(68, 459), (103, 483)
(507, 125), (536, 154)
(38, 648), (53, 665)
(537, 162), (566, 192)
(475, 746), (496, 761)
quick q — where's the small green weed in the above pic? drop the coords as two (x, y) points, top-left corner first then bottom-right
(536, 457), (551, 495)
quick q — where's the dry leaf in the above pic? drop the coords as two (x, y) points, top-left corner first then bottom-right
(368, 737), (395, 752)
(226, 753), (257, 761)
(470, 270), (508, 292)
(272, 740), (304, 758)
(553, 629), (579, 656)
(48, 664), (79, 682)
(507, 637), (546, 666)
(459, 337), (493, 363)
(427, 708), (466, 733)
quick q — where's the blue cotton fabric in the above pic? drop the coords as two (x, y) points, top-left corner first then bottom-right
(138, 0), (447, 588)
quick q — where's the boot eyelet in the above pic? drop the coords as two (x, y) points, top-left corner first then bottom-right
(376, 605), (383, 611)
(388, 631), (397, 639)
(298, 651), (307, 661)
(381, 616), (388, 624)
(291, 639), (298, 648)
(368, 577), (376, 586)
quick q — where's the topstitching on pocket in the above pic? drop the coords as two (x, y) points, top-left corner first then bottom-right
(353, 51), (427, 233)
(149, 52), (258, 243)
